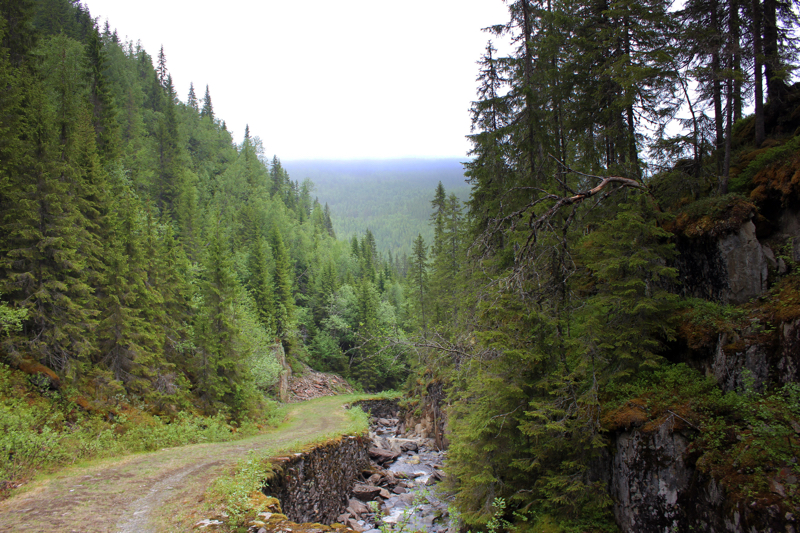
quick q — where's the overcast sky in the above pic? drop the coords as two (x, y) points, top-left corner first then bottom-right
(83, 0), (511, 161)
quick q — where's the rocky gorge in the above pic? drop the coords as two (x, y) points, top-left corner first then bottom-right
(247, 399), (452, 533)
(240, 207), (800, 533)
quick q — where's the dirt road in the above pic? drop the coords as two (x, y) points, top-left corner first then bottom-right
(0, 396), (357, 533)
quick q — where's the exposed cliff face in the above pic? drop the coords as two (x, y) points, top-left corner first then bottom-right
(403, 381), (448, 450)
(676, 219), (769, 305)
(611, 424), (796, 533)
(612, 423), (692, 532)
(272, 342), (292, 403)
(710, 318), (800, 393)
(609, 208), (800, 532)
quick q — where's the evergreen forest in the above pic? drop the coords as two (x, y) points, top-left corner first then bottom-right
(2, 0), (800, 531)
(283, 158), (470, 258)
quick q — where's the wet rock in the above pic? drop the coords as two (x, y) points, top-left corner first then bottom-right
(348, 499), (369, 516)
(392, 486), (406, 494)
(368, 447), (400, 464)
(347, 518), (364, 532)
(399, 441), (417, 452)
(352, 484), (382, 501)
(194, 519), (224, 528)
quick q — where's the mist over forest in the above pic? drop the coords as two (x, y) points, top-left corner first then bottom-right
(284, 158), (471, 257)
(2, 0), (800, 531)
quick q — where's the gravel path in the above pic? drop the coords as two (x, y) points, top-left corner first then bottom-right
(0, 396), (354, 533)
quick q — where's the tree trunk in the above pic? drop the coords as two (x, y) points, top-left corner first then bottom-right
(762, 0), (784, 105)
(721, 75), (733, 194)
(752, 0), (766, 146)
(711, 0), (724, 173)
(730, 0), (742, 122)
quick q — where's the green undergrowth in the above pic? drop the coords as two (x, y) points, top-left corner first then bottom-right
(604, 363), (800, 512)
(732, 134), (800, 201)
(677, 271), (800, 354)
(0, 363), (285, 498)
(205, 394), (376, 531)
(666, 193), (756, 239)
(357, 389), (403, 401)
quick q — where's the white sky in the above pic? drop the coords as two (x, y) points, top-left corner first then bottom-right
(84, 0), (511, 160)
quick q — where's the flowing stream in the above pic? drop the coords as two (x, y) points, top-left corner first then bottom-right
(356, 416), (453, 533)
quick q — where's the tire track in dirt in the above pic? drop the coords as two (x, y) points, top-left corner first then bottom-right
(0, 396), (355, 533)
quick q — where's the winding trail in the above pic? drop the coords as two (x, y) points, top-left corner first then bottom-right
(0, 396), (356, 533)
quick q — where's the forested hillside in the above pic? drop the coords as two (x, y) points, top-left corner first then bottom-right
(0, 0), (418, 491)
(397, 0), (800, 531)
(2, 0), (800, 531)
(284, 159), (470, 258)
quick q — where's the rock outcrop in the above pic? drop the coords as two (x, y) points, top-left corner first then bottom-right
(611, 206), (800, 531)
(611, 423), (796, 533)
(710, 319), (800, 393)
(402, 381), (449, 450)
(272, 342), (292, 403)
(676, 219), (769, 305)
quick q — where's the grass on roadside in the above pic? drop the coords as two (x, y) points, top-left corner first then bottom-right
(182, 393), (383, 532)
(0, 363), (286, 498)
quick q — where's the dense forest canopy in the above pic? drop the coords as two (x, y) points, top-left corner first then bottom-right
(402, 0), (800, 531)
(2, 0), (800, 531)
(0, 0), (418, 420)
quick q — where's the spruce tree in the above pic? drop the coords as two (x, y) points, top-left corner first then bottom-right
(200, 84), (213, 120)
(156, 44), (167, 87)
(0, 61), (97, 373)
(187, 81), (198, 111)
(195, 224), (241, 412)
(407, 234), (429, 335)
(270, 226), (294, 344)
(248, 236), (276, 333)
(86, 26), (119, 162)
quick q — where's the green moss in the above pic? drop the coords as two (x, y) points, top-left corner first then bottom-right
(604, 364), (800, 513)
(287, 356), (306, 375)
(667, 193), (756, 238)
(731, 135), (800, 200)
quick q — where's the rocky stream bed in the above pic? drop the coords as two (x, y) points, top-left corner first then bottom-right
(244, 401), (454, 533)
(344, 413), (452, 533)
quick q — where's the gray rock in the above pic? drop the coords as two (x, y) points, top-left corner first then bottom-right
(347, 518), (364, 532)
(348, 498), (369, 516)
(717, 220), (768, 304)
(611, 422), (795, 532)
(352, 483), (382, 501)
(368, 447), (400, 464)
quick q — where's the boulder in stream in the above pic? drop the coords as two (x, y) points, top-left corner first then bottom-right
(352, 484), (382, 501)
